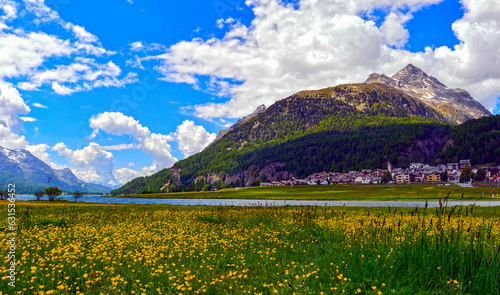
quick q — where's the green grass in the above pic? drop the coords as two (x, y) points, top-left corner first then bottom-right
(1, 201), (500, 294)
(111, 183), (500, 201)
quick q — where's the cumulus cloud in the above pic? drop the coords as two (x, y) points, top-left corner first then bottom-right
(0, 80), (29, 148)
(52, 82), (76, 95)
(52, 142), (115, 184)
(89, 112), (178, 174)
(143, 0), (499, 117)
(174, 120), (216, 157)
(26, 143), (66, 170)
(381, 12), (412, 48)
(112, 167), (140, 185)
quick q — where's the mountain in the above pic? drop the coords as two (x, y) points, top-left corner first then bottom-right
(365, 64), (491, 124)
(111, 65), (496, 195)
(210, 104), (267, 145)
(0, 146), (112, 194)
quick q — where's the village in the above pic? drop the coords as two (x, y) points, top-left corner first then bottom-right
(261, 160), (500, 186)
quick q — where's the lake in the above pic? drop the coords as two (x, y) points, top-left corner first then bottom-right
(14, 195), (500, 207)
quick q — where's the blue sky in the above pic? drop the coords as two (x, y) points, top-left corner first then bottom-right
(1, 0), (499, 187)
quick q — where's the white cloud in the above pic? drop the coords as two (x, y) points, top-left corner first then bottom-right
(52, 142), (115, 184)
(17, 82), (38, 90)
(217, 17), (236, 29)
(112, 167), (140, 185)
(89, 111), (150, 139)
(0, 30), (73, 78)
(89, 112), (178, 174)
(52, 81), (76, 95)
(66, 24), (98, 43)
(26, 143), (66, 170)
(129, 41), (166, 52)
(130, 41), (143, 51)
(175, 120), (216, 157)
(128, 162), (135, 167)
(100, 143), (136, 151)
(20, 116), (36, 122)
(144, 0), (500, 118)
(32, 102), (47, 108)
(20, 60), (137, 95)
(0, 80), (29, 148)
(381, 12), (412, 48)
(0, 1), (17, 21)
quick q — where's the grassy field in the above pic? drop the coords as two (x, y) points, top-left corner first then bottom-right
(113, 183), (500, 201)
(1, 201), (500, 294)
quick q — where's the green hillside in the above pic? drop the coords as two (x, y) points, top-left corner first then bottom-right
(434, 115), (500, 165)
(111, 83), (457, 195)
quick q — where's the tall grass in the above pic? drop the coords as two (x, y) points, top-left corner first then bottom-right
(1, 201), (499, 294)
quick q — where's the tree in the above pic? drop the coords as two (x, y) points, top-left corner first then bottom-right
(440, 171), (448, 183)
(0, 190), (7, 200)
(72, 191), (84, 202)
(381, 171), (393, 184)
(460, 166), (473, 183)
(34, 190), (45, 201)
(202, 183), (211, 191)
(45, 187), (62, 201)
(475, 169), (486, 182)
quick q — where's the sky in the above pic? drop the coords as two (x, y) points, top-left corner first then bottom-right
(1, 0), (499, 187)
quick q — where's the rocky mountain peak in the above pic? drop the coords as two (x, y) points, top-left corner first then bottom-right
(392, 63), (426, 80)
(364, 73), (397, 87)
(391, 64), (446, 88)
(364, 64), (491, 124)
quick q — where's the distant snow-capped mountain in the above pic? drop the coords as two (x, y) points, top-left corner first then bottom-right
(0, 146), (112, 193)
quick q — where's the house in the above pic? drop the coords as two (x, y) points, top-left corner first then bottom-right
(437, 164), (447, 171)
(486, 168), (500, 178)
(370, 169), (385, 177)
(260, 182), (272, 186)
(354, 176), (365, 184)
(447, 163), (459, 171)
(307, 179), (318, 185)
(460, 159), (471, 169)
(410, 163), (424, 170)
(394, 172), (415, 184)
(296, 179), (308, 185)
(447, 172), (460, 183)
(329, 177), (341, 184)
(365, 176), (382, 184)
(488, 172), (500, 182)
(424, 172), (441, 183)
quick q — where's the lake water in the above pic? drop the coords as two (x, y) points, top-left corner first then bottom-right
(15, 195), (500, 207)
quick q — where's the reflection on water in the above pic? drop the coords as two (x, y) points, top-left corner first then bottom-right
(14, 195), (500, 207)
